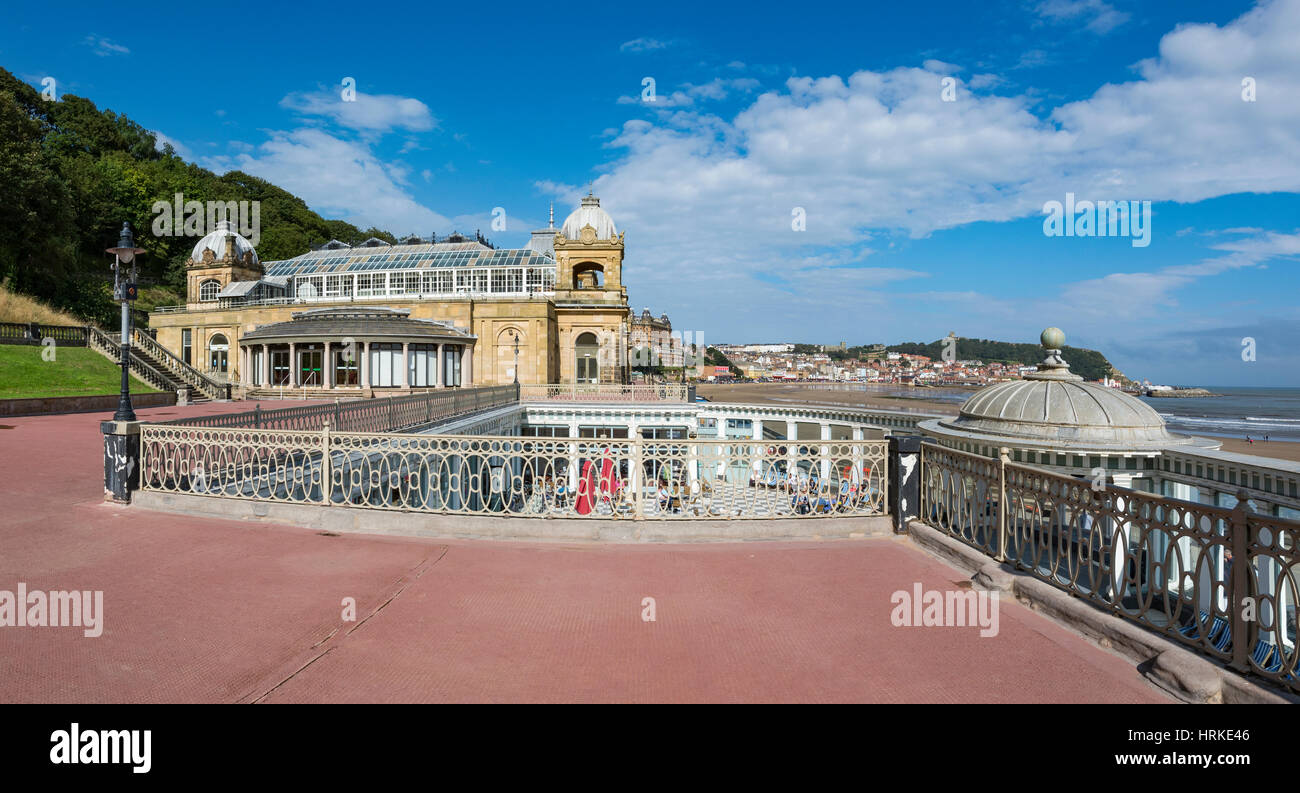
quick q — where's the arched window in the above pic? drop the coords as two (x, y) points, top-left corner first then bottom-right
(199, 279), (220, 302)
(209, 334), (229, 373)
(575, 332), (599, 384)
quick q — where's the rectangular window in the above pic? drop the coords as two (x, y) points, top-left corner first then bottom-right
(369, 343), (403, 387)
(491, 268), (509, 293)
(579, 427), (630, 439)
(443, 345), (462, 387)
(325, 274), (353, 298)
(408, 344), (436, 387)
(640, 427), (688, 440)
(182, 329), (192, 365)
(522, 425), (570, 437)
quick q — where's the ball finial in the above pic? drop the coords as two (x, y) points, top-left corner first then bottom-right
(1041, 327), (1065, 349)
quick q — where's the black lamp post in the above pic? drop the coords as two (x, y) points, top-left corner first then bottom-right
(511, 330), (520, 384)
(106, 222), (146, 422)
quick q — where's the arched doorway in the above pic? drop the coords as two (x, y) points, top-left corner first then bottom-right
(575, 332), (599, 383)
(208, 334), (229, 373)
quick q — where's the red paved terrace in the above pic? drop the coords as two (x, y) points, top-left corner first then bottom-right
(0, 401), (1169, 703)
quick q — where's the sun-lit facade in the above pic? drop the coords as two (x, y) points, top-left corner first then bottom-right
(149, 195), (640, 394)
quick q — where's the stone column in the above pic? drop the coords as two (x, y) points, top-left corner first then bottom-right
(360, 342), (369, 388)
(401, 342), (410, 389)
(324, 341), (333, 389)
(786, 421), (798, 441)
(463, 344), (473, 386)
(436, 342), (445, 388)
(288, 342), (298, 387)
(262, 344), (270, 386)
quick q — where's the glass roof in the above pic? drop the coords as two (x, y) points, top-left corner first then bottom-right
(262, 243), (556, 277)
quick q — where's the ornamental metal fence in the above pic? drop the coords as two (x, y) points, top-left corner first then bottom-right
(920, 441), (1300, 692)
(138, 425), (887, 521)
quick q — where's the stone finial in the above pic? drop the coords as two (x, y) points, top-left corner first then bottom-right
(1028, 326), (1079, 380)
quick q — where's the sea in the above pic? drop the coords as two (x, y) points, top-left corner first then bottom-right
(1140, 387), (1300, 442)
(798, 383), (1300, 441)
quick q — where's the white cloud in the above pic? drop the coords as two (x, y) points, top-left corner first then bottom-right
(152, 131), (192, 160)
(84, 35), (129, 56)
(620, 38), (670, 53)
(1032, 0), (1130, 34)
(204, 128), (451, 235)
(617, 77), (762, 107)
(280, 89), (437, 133)
(587, 0), (1300, 346)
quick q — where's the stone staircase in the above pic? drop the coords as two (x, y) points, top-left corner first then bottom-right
(87, 327), (230, 402)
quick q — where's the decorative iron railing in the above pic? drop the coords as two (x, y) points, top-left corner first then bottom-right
(920, 442), (1300, 692)
(519, 383), (689, 402)
(85, 326), (178, 394)
(137, 426), (887, 521)
(156, 383), (520, 432)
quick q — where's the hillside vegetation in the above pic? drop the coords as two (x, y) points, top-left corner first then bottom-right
(886, 338), (1118, 381)
(0, 67), (394, 329)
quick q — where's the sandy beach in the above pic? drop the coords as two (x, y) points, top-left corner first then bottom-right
(698, 382), (962, 416)
(699, 383), (1300, 464)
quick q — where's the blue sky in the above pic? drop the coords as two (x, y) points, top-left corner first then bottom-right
(4, 0), (1300, 386)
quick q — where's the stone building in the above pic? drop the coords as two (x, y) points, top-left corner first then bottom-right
(628, 308), (684, 369)
(148, 194), (638, 394)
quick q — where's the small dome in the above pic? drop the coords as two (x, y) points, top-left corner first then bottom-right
(949, 379), (1175, 446)
(935, 328), (1187, 448)
(561, 194), (618, 241)
(191, 220), (258, 266)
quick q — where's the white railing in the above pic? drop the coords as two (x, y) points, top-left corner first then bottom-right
(138, 426), (887, 521)
(520, 383), (689, 402)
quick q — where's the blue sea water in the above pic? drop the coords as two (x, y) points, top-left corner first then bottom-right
(1141, 387), (1300, 442)
(808, 383), (1300, 441)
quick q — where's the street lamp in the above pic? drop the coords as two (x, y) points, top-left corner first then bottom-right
(511, 330), (520, 384)
(105, 222), (146, 422)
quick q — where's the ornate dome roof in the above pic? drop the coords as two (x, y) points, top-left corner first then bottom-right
(934, 328), (1186, 448)
(560, 193), (618, 241)
(190, 220), (258, 266)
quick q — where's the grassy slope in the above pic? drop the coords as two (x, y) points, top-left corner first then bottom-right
(0, 345), (163, 399)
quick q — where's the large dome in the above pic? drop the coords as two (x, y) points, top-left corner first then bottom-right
(560, 194), (618, 241)
(190, 219), (258, 266)
(932, 329), (1190, 449)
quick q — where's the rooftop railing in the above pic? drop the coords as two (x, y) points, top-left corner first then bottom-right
(520, 383), (690, 402)
(156, 383), (519, 432)
(919, 441), (1300, 693)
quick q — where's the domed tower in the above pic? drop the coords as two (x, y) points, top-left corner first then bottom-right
(186, 220), (262, 307)
(553, 192), (625, 302)
(552, 191), (630, 384)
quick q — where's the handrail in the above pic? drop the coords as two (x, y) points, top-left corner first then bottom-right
(157, 382), (520, 431)
(86, 326), (179, 395)
(131, 328), (227, 400)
